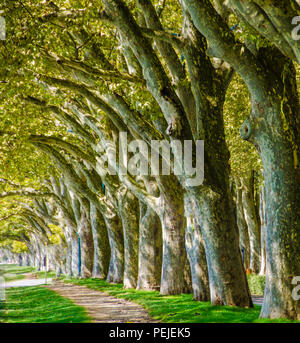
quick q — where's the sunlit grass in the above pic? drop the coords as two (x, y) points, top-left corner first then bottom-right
(0, 286), (91, 323)
(0, 264), (34, 282)
(0, 264), (56, 282)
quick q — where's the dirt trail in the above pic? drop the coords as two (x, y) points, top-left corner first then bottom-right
(47, 281), (159, 323)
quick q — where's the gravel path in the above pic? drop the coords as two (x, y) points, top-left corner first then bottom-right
(47, 281), (158, 323)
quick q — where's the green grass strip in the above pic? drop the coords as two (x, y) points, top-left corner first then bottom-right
(63, 278), (298, 323)
(0, 286), (91, 323)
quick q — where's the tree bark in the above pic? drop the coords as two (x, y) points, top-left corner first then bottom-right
(235, 178), (250, 270)
(239, 55), (300, 320)
(65, 241), (72, 278)
(185, 194), (210, 301)
(137, 201), (162, 291)
(105, 214), (124, 284)
(90, 203), (110, 279)
(259, 184), (267, 276)
(158, 189), (189, 295)
(193, 187), (253, 307)
(78, 207), (94, 278)
(71, 232), (80, 278)
(241, 172), (261, 273)
(117, 188), (139, 289)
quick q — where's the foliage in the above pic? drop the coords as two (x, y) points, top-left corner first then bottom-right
(224, 73), (262, 177)
(47, 224), (64, 245)
(247, 274), (266, 296)
(11, 241), (27, 253)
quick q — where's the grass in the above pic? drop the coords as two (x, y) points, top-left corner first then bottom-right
(0, 265), (296, 323)
(0, 264), (34, 282)
(32, 270), (57, 279)
(63, 277), (299, 323)
(0, 286), (91, 323)
(0, 264), (56, 282)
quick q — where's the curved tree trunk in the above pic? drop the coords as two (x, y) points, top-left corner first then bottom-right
(90, 203), (110, 279)
(241, 171), (261, 273)
(185, 194), (210, 301)
(137, 201), (162, 291)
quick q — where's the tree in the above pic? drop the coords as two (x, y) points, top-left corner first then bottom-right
(183, 0), (300, 319)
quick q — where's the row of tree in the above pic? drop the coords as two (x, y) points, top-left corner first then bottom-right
(0, 0), (299, 320)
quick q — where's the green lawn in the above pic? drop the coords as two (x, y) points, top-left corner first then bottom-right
(0, 264), (34, 282)
(0, 286), (91, 323)
(0, 264), (56, 282)
(0, 265), (296, 323)
(63, 278), (298, 323)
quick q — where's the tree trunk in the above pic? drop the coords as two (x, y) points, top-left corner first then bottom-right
(241, 171), (261, 273)
(78, 209), (94, 278)
(90, 203), (110, 279)
(239, 56), (300, 319)
(159, 191), (189, 295)
(235, 178), (250, 270)
(184, 194), (210, 301)
(33, 240), (42, 271)
(259, 184), (267, 276)
(137, 201), (162, 291)
(71, 233), (80, 278)
(65, 242), (73, 278)
(105, 214), (124, 284)
(259, 132), (300, 319)
(193, 188), (253, 307)
(118, 188), (139, 289)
